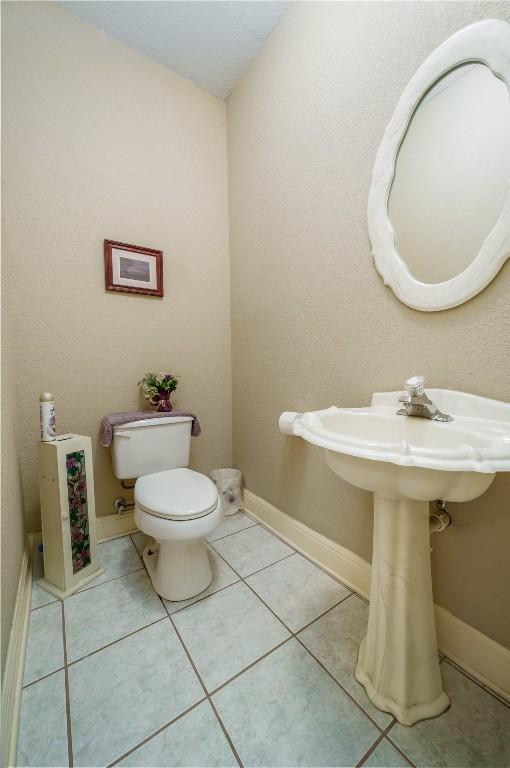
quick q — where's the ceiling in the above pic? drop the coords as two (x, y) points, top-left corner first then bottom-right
(59, 1), (289, 99)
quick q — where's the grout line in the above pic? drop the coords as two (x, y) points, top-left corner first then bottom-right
(243, 517), (510, 714)
(135, 530), (293, 584)
(34, 529), (496, 768)
(355, 730), (386, 768)
(207, 636), (294, 698)
(23, 528), (502, 768)
(148, 523), (353, 635)
(23, 522), (507, 768)
(206, 520), (259, 544)
(66, 616), (168, 668)
(51, 525), (347, 644)
(208, 550), (293, 633)
(22, 665), (66, 691)
(207, 698), (245, 768)
(26, 552), (235, 767)
(31, 568), (144, 613)
(210, 545), (386, 734)
(61, 601), (74, 767)
(69, 566), (144, 598)
(293, 591), (354, 635)
(31, 537), (144, 610)
(30, 599), (58, 613)
(163, 595), (244, 767)
(43, 529), (500, 768)
(21, 531), (387, 768)
(166, 578), (242, 617)
(107, 697), (208, 767)
(385, 733), (417, 768)
(131, 532), (151, 569)
(294, 636), (388, 735)
(244, 510), (368, 600)
(207, 543), (386, 735)
(130, 532), (279, 618)
(440, 656), (510, 710)
(383, 717), (398, 739)
(160, 543), (298, 617)
(129, 532), (246, 768)
(232, 550), (297, 579)
(102, 538), (223, 768)
(129, 532), (145, 559)
(208, 543), (296, 579)
(354, 718), (407, 768)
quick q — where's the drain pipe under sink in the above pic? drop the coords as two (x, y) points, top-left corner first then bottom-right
(430, 500), (452, 533)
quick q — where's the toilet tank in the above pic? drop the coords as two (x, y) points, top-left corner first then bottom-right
(111, 416), (193, 479)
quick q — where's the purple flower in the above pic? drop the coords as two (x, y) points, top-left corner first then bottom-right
(66, 457), (78, 469)
(71, 530), (84, 543)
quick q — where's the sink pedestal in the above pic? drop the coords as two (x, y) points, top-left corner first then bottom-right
(355, 495), (450, 726)
(280, 390), (509, 724)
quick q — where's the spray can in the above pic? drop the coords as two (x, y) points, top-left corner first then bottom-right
(40, 392), (56, 441)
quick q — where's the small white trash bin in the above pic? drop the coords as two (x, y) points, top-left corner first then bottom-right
(210, 468), (242, 516)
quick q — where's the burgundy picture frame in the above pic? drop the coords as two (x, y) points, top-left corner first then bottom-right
(104, 239), (164, 297)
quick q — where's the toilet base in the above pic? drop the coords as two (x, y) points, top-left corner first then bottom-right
(143, 538), (213, 601)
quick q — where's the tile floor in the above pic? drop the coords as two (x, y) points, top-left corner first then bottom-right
(18, 511), (510, 767)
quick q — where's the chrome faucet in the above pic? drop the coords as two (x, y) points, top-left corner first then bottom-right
(397, 376), (453, 422)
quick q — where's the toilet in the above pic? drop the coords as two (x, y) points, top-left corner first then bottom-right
(110, 415), (223, 601)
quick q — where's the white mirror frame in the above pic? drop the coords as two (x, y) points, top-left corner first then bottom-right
(368, 20), (510, 312)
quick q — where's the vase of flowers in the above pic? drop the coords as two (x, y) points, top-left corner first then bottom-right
(139, 372), (178, 412)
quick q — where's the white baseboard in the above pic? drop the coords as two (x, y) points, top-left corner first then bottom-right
(2, 537), (32, 768)
(243, 490), (371, 598)
(96, 511), (137, 541)
(243, 489), (510, 703)
(434, 605), (510, 702)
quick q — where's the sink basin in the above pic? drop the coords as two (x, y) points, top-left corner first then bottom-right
(280, 388), (510, 725)
(280, 388), (510, 503)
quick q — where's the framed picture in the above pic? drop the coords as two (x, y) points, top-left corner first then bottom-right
(104, 239), (163, 297)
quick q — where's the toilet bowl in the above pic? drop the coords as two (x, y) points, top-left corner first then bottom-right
(110, 415), (223, 601)
(134, 467), (223, 601)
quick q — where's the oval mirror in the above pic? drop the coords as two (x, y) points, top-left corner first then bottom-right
(368, 20), (510, 311)
(389, 63), (510, 285)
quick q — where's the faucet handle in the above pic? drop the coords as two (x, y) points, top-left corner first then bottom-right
(405, 375), (425, 397)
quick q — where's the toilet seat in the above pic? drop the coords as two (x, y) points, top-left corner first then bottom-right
(135, 467), (219, 521)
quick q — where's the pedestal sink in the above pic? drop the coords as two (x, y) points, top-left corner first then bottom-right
(279, 387), (510, 725)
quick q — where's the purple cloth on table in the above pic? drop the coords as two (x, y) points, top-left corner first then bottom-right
(101, 410), (202, 447)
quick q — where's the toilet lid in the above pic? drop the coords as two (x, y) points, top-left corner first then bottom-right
(135, 468), (219, 521)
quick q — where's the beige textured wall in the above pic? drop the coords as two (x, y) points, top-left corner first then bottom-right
(228, 1), (510, 647)
(1, 316), (26, 676)
(2, 0), (232, 535)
